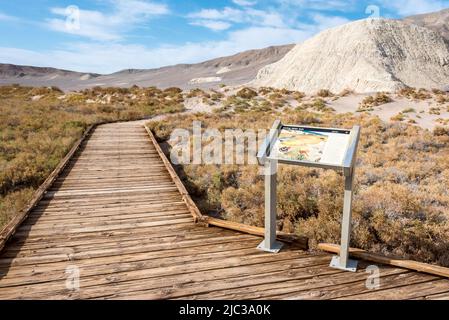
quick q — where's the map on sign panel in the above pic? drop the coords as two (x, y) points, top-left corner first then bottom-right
(271, 126), (351, 166)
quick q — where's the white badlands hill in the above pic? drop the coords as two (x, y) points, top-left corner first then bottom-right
(252, 18), (449, 94)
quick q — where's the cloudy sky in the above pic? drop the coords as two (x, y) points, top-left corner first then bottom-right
(0, 0), (448, 73)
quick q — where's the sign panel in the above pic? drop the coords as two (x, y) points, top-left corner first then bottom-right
(257, 120), (361, 271)
(271, 126), (351, 166)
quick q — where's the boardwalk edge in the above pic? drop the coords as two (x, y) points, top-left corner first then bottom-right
(0, 123), (97, 252)
(319, 243), (449, 279)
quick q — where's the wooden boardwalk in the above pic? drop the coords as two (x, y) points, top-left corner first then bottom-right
(0, 121), (449, 300)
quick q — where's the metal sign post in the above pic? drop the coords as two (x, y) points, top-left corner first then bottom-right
(257, 120), (361, 272)
(330, 125), (360, 272)
(257, 158), (284, 253)
(257, 120), (284, 253)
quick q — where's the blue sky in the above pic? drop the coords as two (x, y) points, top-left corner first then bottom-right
(0, 0), (448, 73)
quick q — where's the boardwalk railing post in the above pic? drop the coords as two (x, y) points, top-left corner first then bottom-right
(257, 158), (283, 253)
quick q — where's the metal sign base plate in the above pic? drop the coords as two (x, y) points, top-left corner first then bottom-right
(330, 256), (358, 272)
(257, 240), (284, 254)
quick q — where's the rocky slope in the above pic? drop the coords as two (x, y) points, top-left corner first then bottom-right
(404, 8), (449, 42)
(252, 18), (449, 94)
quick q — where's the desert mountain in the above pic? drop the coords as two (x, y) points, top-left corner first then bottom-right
(252, 18), (449, 94)
(403, 8), (449, 42)
(0, 45), (293, 91)
(0, 64), (100, 85)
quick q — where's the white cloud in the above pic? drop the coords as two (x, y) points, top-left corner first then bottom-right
(226, 26), (310, 48)
(309, 14), (350, 30)
(276, 0), (357, 11)
(188, 7), (287, 29)
(46, 0), (169, 41)
(0, 12), (19, 22)
(377, 0), (449, 16)
(189, 20), (232, 31)
(189, 7), (245, 22)
(232, 0), (257, 6)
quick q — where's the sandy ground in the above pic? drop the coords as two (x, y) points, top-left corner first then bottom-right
(328, 94), (449, 130)
(123, 88), (449, 132)
(183, 97), (220, 114)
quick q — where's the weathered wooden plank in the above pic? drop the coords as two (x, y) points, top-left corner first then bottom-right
(337, 278), (449, 300)
(0, 251), (322, 299)
(10, 212), (192, 233)
(262, 271), (436, 300)
(0, 241), (264, 288)
(0, 233), (257, 267)
(12, 217), (194, 238)
(6, 224), (233, 251)
(2, 228), (245, 258)
(9, 221), (202, 244)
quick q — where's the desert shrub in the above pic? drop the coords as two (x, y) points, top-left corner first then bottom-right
(311, 99), (330, 111)
(391, 113), (405, 122)
(339, 89), (354, 97)
(292, 91), (306, 101)
(316, 89), (333, 98)
(429, 107), (441, 115)
(359, 93), (393, 111)
(268, 93), (283, 101)
(210, 91), (224, 101)
(258, 87), (274, 95)
(435, 94), (449, 104)
(434, 126), (449, 136)
(299, 99), (334, 112)
(236, 87), (258, 99)
(376, 93), (393, 104)
(278, 88), (293, 95)
(164, 87), (183, 96)
(398, 88), (432, 100)
(436, 119), (449, 126)
(432, 88), (445, 95)
(186, 88), (212, 100)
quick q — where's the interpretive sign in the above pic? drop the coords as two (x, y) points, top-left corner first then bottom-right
(272, 126), (351, 166)
(257, 120), (361, 272)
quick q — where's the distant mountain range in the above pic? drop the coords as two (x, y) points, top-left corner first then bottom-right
(0, 8), (448, 92)
(0, 45), (293, 91)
